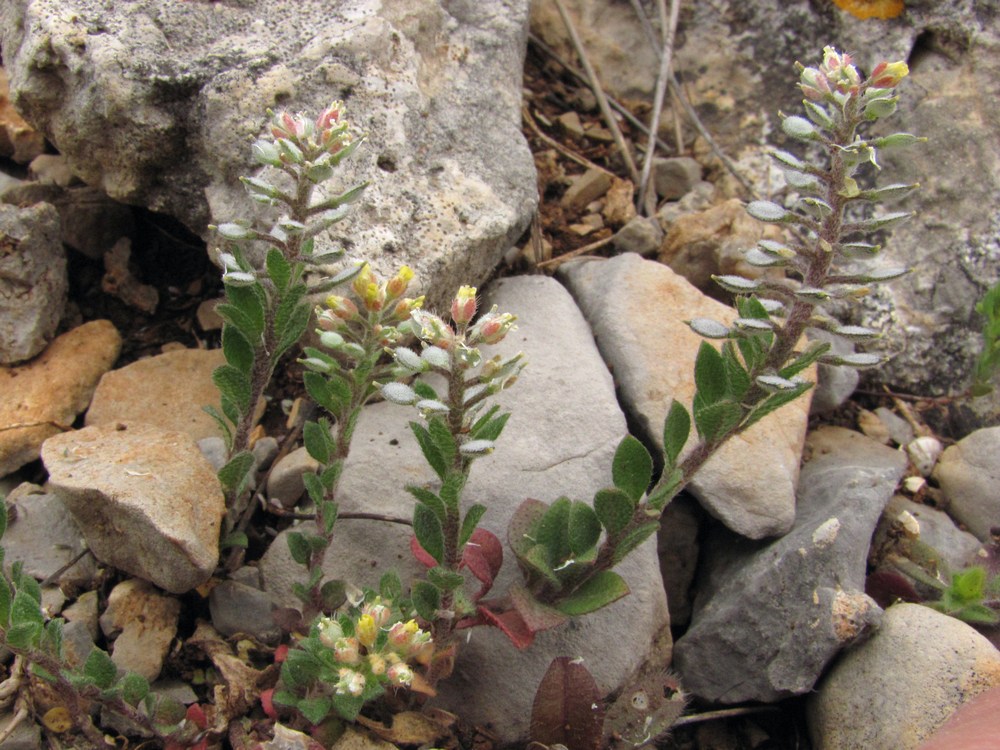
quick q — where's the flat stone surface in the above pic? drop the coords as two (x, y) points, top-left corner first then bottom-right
(0, 320), (121, 477)
(41, 421), (224, 593)
(932, 426), (1000, 542)
(261, 275), (669, 744)
(559, 253), (810, 539)
(808, 603), (1000, 750)
(85, 347), (226, 442)
(0, 0), (536, 312)
(673, 427), (908, 703)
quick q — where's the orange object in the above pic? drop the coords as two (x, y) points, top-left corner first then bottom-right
(832, 0), (905, 19)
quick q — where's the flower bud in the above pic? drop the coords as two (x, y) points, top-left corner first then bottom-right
(336, 668), (366, 697)
(385, 266), (414, 301)
(368, 653), (387, 676)
(468, 308), (516, 345)
(869, 60), (909, 89)
(387, 662), (413, 687)
(363, 599), (392, 628)
(357, 614), (377, 648)
(411, 309), (455, 349)
(316, 617), (344, 649)
(451, 286), (478, 326)
(819, 46), (861, 94)
(392, 296), (424, 322)
(325, 295), (359, 321)
(316, 101), (343, 132)
(352, 263), (385, 312)
(333, 637), (361, 665)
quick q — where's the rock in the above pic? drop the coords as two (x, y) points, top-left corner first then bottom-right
(0, 66), (44, 164)
(260, 275), (669, 744)
(196, 297), (224, 332)
(0, 201), (67, 364)
(1, 183), (136, 261)
(877, 495), (985, 577)
(0, 320), (121, 476)
(559, 253), (810, 539)
(656, 494), (703, 629)
(808, 329), (859, 415)
(906, 436), (943, 478)
(100, 579), (180, 682)
(673, 427), (908, 703)
(807, 603), (1000, 750)
(63, 590), (100, 643)
(41, 421), (224, 593)
(874, 406), (915, 446)
(27, 154), (76, 187)
(933, 426), (1000, 542)
(612, 216), (662, 257)
(560, 167), (612, 211)
(0, 0), (536, 312)
(915, 685), (1000, 750)
(209, 580), (280, 645)
(266, 446), (319, 509)
(652, 156), (702, 201)
(85, 348), (226, 442)
(101, 237), (159, 314)
(2, 483), (96, 589)
(656, 181), (716, 230)
(658, 198), (782, 293)
(0, 710), (41, 750)
(59, 619), (97, 670)
(602, 177), (636, 226)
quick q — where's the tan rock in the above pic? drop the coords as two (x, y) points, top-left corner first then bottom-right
(658, 198), (783, 292)
(86, 347), (226, 442)
(560, 168), (613, 211)
(0, 67), (45, 164)
(41, 421), (224, 593)
(100, 579), (180, 682)
(0, 320), (121, 476)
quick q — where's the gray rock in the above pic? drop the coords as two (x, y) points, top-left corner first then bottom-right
(100, 579), (180, 682)
(809, 329), (859, 415)
(266, 446), (319, 509)
(612, 216), (663, 257)
(653, 157), (702, 201)
(261, 275), (669, 744)
(0, 712), (41, 750)
(209, 580), (280, 645)
(807, 603), (1000, 750)
(41, 421), (225, 594)
(874, 406), (915, 447)
(252, 436), (280, 473)
(655, 181), (716, 230)
(561, 167), (612, 211)
(0, 0), (536, 312)
(559, 253), (809, 539)
(881, 495), (985, 575)
(673, 427), (908, 703)
(197, 436), (228, 473)
(933, 426), (1000, 542)
(62, 590), (100, 643)
(59, 619), (97, 670)
(85, 348), (227, 442)
(2, 483), (96, 589)
(656, 494), (703, 629)
(0, 202), (66, 364)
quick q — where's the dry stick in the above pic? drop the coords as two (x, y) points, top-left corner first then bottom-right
(551, 0), (640, 184)
(527, 33), (675, 158)
(628, 0), (661, 51)
(672, 704), (779, 727)
(0, 705), (28, 745)
(636, 0), (682, 215)
(535, 234), (615, 270)
(522, 104), (614, 177)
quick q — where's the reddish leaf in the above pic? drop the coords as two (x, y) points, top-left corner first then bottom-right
(410, 534), (438, 568)
(477, 603), (535, 649)
(273, 644), (289, 664)
(462, 528), (503, 600)
(185, 704), (208, 730)
(530, 657), (604, 750)
(260, 688), (277, 720)
(866, 569), (922, 608)
(511, 583), (569, 633)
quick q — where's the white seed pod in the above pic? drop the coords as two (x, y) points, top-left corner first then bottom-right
(830, 324), (882, 341)
(744, 248), (788, 267)
(756, 374), (804, 392)
(746, 200), (791, 223)
(782, 115), (820, 141)
(819, 351), (883, 368)
(906, 436), (943, 477)
(393, 347), (426, 372)
(459, 439), (496, 456)
(421, 346), (451, 370)
(416, 398), (450, 414)
(713, 274), (762, 294)
(733, 317), (775, 334)
(381, 382), (418, 405)
(688, 318), (730, 339)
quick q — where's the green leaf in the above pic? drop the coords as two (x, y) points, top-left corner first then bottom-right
(951, 567), (987, 603)
(742, 386), (811, 430)
(5, 622), (42, 650)
(274, 286), (310, 359)
(119, 672), (150, 706)
(556, 571), (630, 616)
(221, 325), (255, 375)
(41, 618), (63, 656)
(413, 504), (445, 565)
(694, 342), (728, 405)
(84, 648), (118, 690)
(303, 371), (352, 416)
(663, 400), (691, 468)
(459, 504), (487, 547)
(318, 500), (338, 535)
(427, 418), (458, 468)
(439, 472), (466, 514)
(218, 450), (254, 493)
(302, 472), (326, 505)
(721, 341), (752, 400)
(221, 284), (266, 340)
(406, 485), (446, 522)
(611, 522), (660, 566)
(265, 248), (292, 291)
(287, 532), (311, 566)
(524, 544), (561, 588)
(10, 588), (43, 627)
(648, 467), (683, 512)
(213, 364), (252, 415)
(567, 502), (601, 557)
(412, 381), (440, 401)
(411, 581), (440, 622)
(220, 531), (249, 550)
(427, 566), (466, 591)
(298, 696), (333, 726)
(593, 488), (635, 536)
(331, 692), (366, 722)
(303, 420), (334, 464)
(203, 405), (233, 447)
(535, 498), (572, 564)
(612, 435), (653, 503)
(693, 399), (743, 442)
(780, 341), (830, 379)
(380, 571), (403, 603)
(0, 578), (11, 627)
(281, 649), (322, 689)
(410, 422), (447, 480)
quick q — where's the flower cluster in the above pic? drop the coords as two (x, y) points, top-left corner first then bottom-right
(311, 599), (431, 698)
(798, 46), (908, 105)
(266, 101), (356, 161)
(408, 285), (517, 352)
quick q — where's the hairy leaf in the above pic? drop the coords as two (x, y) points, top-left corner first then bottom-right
(693, 399), (743, 442)
(530, 657), (604, 750)
(411, 581), (440, 622)
(410, 422), (447, 480)
(694, 342), (728, 405)
(213, 364), (252, 414)
(594, 488), (635, 536)
(84, 648), (118, 690)
(413, 504), (445, 565)
(663, 400), (691, 468)
(459, 504), (487, 547)
(567, 502), (602, 557)
(222, 325), (254, 375)
(218, 450), (254, 494)
(556, 571), (630, 616)
(611, 522), (660, 566)
(612, 435), (653, 503)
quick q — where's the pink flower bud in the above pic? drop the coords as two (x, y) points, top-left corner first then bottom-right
(362, 600), (392, 628)
(450, 286), (478, 326)
(316, 101), (343, 132)
(468, 307), (516, 345)
(392, 296), (424, 322)
(869, 60), (909, 89)
(411, 309), (455, 349)
(385, 266), (414, 301)
(333, 637), (361, 665)
(387, 662), (413, 687)
(336, 668), (366, 697)
(325, 295), (359, 321)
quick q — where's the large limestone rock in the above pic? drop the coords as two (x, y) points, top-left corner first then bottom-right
(0, 0), (537, 311)
(41, 421), (225, 593)
(261, 276), (669, 744)
(0, 320), (121, 476)
(559, 253), (811, 539)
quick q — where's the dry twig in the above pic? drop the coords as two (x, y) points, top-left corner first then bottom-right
(535, 234), (615, 270)
(521, 105), (614, 177)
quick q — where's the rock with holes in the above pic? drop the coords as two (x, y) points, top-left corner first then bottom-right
(672, 427), (908, 703)
(0, 0), (536, 312)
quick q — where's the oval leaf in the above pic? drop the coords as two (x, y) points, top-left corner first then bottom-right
(612, 435), (653, 503)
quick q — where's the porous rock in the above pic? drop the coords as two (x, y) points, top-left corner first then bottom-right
(41, 421), (224, 593)
(932, 426), (1000, 542)
(0, 201), (67, 364)
(672, 427), (908, 703)
(260, 275), (669, 744)
(559, 253), (810, 539)
(0, 0), (536, 312)
(807, 603), (1000, 750)
(85, 348), (226, 442)
(0, 320), (121, 476)
(100, 579), (180, 682)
